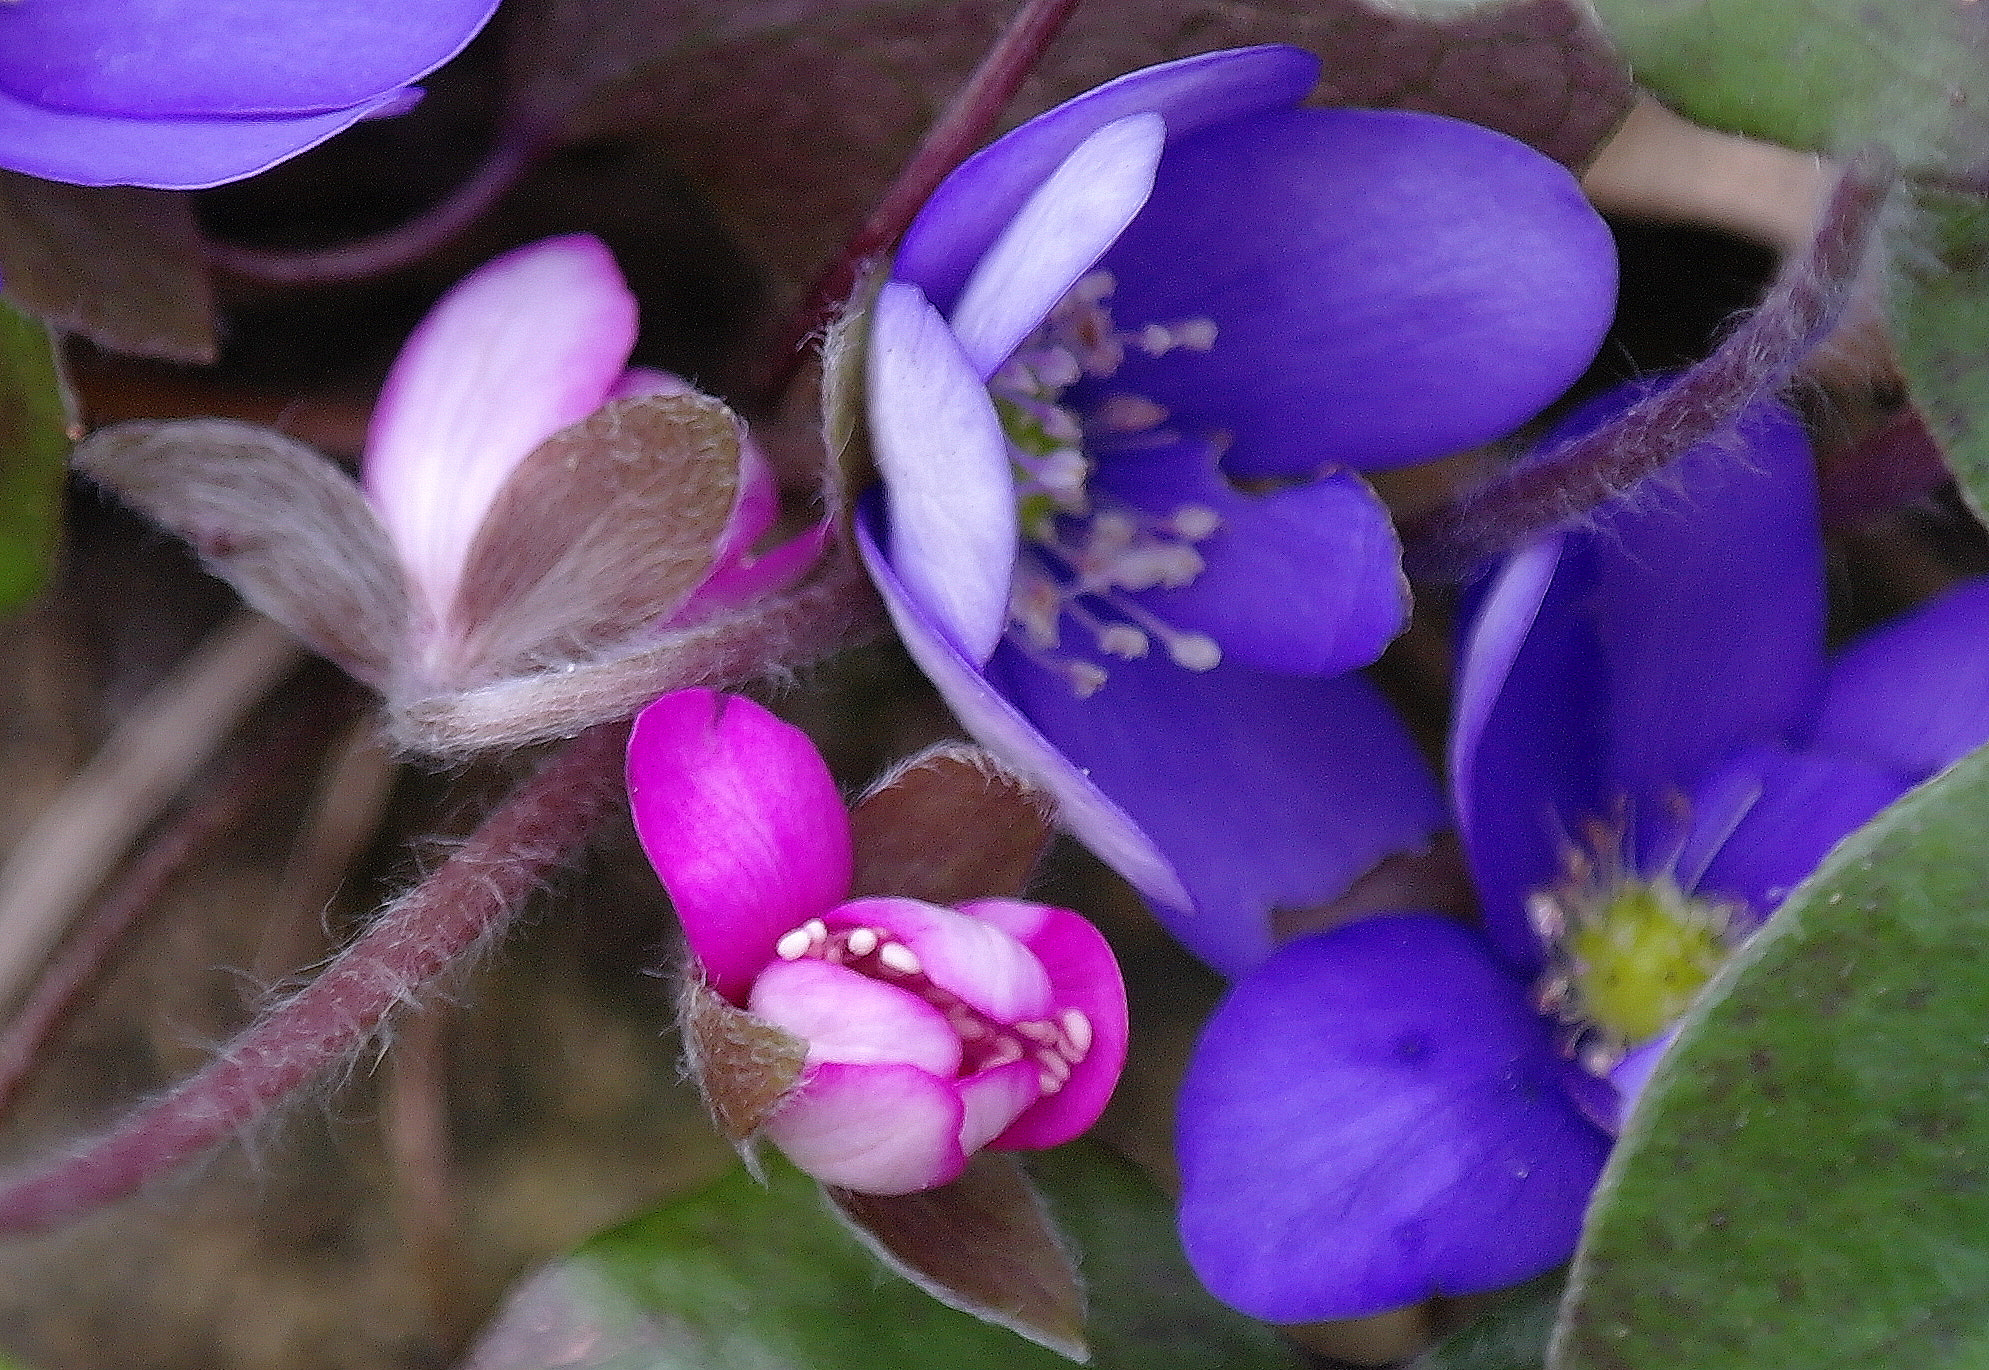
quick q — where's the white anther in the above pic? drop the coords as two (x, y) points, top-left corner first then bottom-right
(1166, 632), (1221, 672)
(1091, 393), (1169, 434)
(878, 942), (923, 976)
(803, 919), (827, 944)
(1067, 661), (1108, 697)
(1071, 271), (1115, 304)
(1097, 624), (1150, 660)
(1017, 1020), (1061, 1045)
(775, 928), (813, 961)
(986, 1038), (1024, 1069)
(1173, 318), (1218, 350)
(1171, 505), (1221, 540)
(1038, 1068), (1066, 1096)
(845, 927), (879, 957)
(1061, 1008), (1093, 1057)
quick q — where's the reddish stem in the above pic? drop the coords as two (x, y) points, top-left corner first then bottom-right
(0, 720), (628, 1234)
(749, 0), (1085, 404)
(1403, 149), (1899, 579)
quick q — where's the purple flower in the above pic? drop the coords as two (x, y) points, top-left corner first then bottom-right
(853, 45), (1617, 976)
(0, 0), (498, 188)
(627, 689), (1130, 1196)
(1175, 386), (1989, 1321)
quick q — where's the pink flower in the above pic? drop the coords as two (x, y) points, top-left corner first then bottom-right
(362, 233), (822, 691)
(627, 688), (1129, 1195)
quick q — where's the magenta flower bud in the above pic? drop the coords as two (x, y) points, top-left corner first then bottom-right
(628, 689), (1128, 1195)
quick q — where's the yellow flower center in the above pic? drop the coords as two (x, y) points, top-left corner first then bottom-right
(1562, 877), (1729, 1046)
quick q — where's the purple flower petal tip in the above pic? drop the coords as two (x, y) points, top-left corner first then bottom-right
(1178, 915), (1609, 1322)
(0, 0), (500, 188)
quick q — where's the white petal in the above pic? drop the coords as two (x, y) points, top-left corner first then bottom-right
(948, 112), (1165, 379)
(867, 281), (1017, 663)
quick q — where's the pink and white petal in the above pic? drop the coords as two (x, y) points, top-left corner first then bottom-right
(958, 1059), (1044, 1154)
(965, 899), (1128, 1150)
(363, 235), (636, 617)
(948, 113), (1166, 380)
(748, 959), (961, 1076)
(868, 282), (1017, 664)
(765, 1062), (968, 1195)
(627, 690), (853, 1002)
(836, 897), (1052, 1023)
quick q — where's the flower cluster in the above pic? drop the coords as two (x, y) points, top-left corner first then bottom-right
(854, 44), (1617, 975)
(0, 0), (497, 188)
(627, 689), (1129, 1195)
(1174, 387), (1989, 1322)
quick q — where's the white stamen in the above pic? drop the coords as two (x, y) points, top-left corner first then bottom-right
(846, 927), (879, 957)
(1017, 1020), (1061, 1045)
(878, 942), (922, 976)
(1165, 632), (1222, 672)
(1091, 393), (1169, 434)
(1097, 624), (1150, 659)
(1038, 1068), (1066, 1095)
(1170, 505), (1221, 540)
(803, 919), (827, 943)
(1061, 1008), (1093, 1057)
(775, 928), (812, 961)
(1172, 318), (1218, 350)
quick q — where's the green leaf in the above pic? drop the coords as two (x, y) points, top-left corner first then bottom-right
(1554, 743), (1989, 1370)
(1413, 1272), (1562, 1370)
(1888, 191), (1989, 524)
(1589, 0), (1989, 170)
(0, 299), (72, 612)
(465, 1145), (1304, 1370)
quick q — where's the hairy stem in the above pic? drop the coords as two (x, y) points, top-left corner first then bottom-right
(1404, 148), (1899, 580)
(0, 719), (628, 1234)
(749, 0), (1084, 404)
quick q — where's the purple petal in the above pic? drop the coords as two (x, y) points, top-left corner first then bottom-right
(991, 645), (1445, 980)
(1576, 395), (1826, 835)
(1450, 536), (1604, 968)
(1454, 389), (1826, 959)
(1604, 1036), (1669, 1131)
(963, 899), (1129, 1150)
(867, 282), (1016, 663)
(896, 46), (1320, 313)
(1090, 107), (1616, 477)
(764, 1061), (966, 1195)
(856, 497), (1192, 916)
(1677, 742), (1909, 920)
(0, 0), (497, 120)
(948, 113), (1164, 379)
(1811, 576), (1989, 777)
(748, 960), (960, 1074)
(363, 235), (636, 620)
(1177, 915), (1610, 1322)
(1091, 438), (1406, 675)
(0, 85), (400, 189)
(626, 690), (853, 1003)
(833, 897), (1053, 1023)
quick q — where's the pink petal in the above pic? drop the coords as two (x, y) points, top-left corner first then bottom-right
(958, 1058), (1044, 1154)
(363, 235), (637, 620)
(764, 1061), (967, 1194)
(670, 439), (827, 624)
(965, 899), (1128, 1150)
(834, 897), (1052, 1023)
(626, 690), (853, 1002)
(748, 959), (961, 1075)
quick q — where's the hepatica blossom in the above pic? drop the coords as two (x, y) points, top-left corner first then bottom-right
(854, 45), (1617, 975)
(627, 689), (1128, 1195)
(1176, 387), (1989, 1322)
(0, 0), (498, 188)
